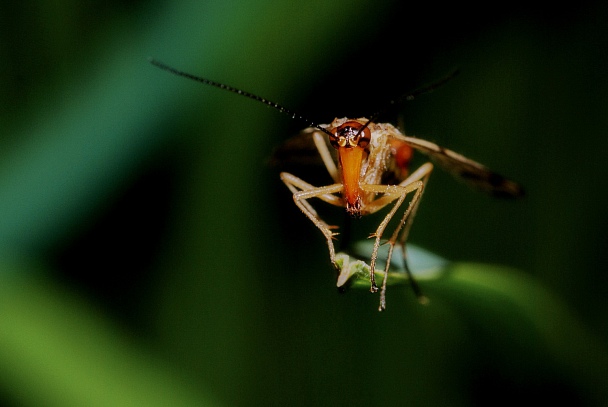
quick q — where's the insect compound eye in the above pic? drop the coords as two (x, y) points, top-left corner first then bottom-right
(330, 121), (371, 149)
(328, 131), (342, 149)
(356, 126), (371, 149)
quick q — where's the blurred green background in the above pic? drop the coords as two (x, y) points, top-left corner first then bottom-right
(1, 0), (607, 406)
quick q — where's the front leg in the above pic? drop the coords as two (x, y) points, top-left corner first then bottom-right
(361, 183), (417, 297)
(361, 178), (429, 310)
(364, 162), (434, 310)
(280, 172), (344, 269)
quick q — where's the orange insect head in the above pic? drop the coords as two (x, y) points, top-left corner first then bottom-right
(329, 120), (371, 217)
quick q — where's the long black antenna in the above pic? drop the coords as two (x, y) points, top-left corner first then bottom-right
(149, 58), (334, 137)
(357, 68), (460, 136)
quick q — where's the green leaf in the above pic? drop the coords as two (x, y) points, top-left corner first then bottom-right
(336, 242), (448, 288)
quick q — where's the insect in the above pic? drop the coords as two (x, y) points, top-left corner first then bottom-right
(150, 58), (524, 311)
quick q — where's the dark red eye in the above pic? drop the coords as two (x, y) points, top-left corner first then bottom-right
(330, 121), (371, 149)
(356, 126), (371, 149)
(328, 130), (341, 149)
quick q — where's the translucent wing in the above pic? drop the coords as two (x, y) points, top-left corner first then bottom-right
(399, 134), (525, 198)
(268, 128), (335, 168)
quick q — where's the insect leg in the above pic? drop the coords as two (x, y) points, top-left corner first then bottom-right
(311, 131), (340, 184)
(363, 183), (421, 309)
(280, 172), (344, 268)
(362, 162), (433, 310)
(383, 162), (434, 308)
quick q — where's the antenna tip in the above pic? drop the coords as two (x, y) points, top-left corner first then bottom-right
(149, 57), (163, 67)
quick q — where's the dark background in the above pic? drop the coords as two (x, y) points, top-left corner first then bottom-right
(1, 1), (607, 406)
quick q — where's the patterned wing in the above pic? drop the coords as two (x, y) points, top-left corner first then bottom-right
(400, 135), (525, 198)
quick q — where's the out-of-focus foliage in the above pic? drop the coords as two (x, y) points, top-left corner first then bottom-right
(1, 1), (607, 406)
